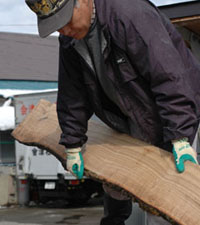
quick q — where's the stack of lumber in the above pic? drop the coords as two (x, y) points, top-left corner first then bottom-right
(12, 99), (200, 225)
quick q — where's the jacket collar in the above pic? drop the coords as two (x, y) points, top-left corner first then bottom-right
(73, 20), (111, 72)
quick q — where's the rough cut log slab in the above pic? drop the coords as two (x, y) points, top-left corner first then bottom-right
(12, 99), (200, 225)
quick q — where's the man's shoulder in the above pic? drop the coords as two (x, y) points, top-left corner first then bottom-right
(95, 0), (157, 26)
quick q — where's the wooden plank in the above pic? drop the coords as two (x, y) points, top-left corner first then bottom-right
(12, 99), (200, 225)
(171, 16), (200, 35)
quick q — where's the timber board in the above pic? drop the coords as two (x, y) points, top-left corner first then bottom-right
(12, 99), (200, 225)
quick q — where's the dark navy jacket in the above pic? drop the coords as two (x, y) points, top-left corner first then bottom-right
(57, 0), (200, 151)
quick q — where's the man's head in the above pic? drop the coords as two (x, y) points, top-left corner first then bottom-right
(26, 0), (93, 39)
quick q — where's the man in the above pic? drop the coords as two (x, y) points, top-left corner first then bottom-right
(25, 0), (200, 224)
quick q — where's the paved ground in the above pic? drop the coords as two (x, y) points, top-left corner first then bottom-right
(0, 198), (147, 225)
(0, 198), (104, 225)
(0, 200), (146, 225)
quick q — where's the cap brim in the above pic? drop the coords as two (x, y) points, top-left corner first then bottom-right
(38, 0), (74, 38)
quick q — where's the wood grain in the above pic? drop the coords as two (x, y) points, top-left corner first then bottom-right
(12, 99), (200, 225)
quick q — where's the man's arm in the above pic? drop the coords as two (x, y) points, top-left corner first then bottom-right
(57, 37), (93, 177)
(57, 38), (93, 148)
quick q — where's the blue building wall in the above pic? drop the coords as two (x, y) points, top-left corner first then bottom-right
(0, 80), (58, 90)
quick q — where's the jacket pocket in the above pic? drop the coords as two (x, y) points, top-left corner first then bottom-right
(112, 48), (138, 84)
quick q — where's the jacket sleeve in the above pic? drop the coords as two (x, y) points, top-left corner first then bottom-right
(109, 1), (198, 143)
(57, 38), (93, 148)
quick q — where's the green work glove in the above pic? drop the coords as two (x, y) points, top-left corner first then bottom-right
(65, 147), (84, 179)
(172, 138), (198, 173)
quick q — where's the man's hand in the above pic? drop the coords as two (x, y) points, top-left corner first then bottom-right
(172, 138), (198, 173)
(65, 147), (84, 179)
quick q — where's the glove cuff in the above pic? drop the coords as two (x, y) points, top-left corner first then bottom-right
(171, 137), (188, 145)
(65, 147), (81, 154)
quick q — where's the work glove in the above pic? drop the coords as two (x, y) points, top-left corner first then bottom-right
(65, 147), (84, 179)
(172, 137), (198, 173)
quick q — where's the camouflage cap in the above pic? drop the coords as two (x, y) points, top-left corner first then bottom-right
(26, 0), (75, 38)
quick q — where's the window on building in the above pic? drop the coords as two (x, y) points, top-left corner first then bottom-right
(0, 130), (15, 164)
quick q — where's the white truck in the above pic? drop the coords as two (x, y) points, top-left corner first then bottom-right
(0, 90), (102, 206)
